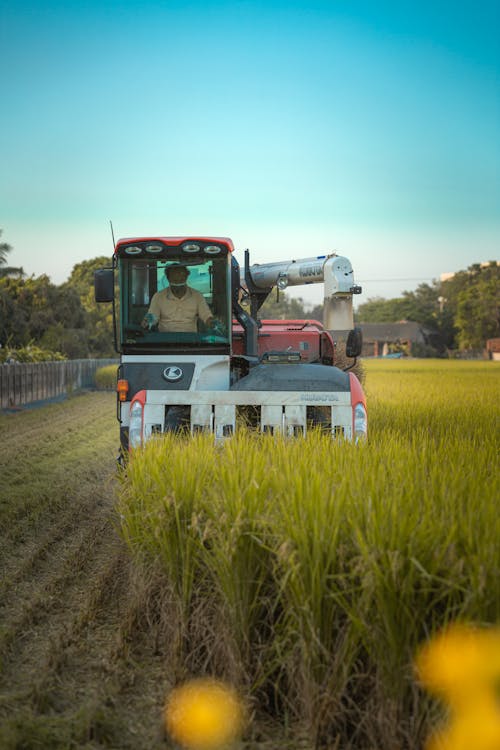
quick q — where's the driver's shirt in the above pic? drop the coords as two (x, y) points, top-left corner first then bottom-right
(148, 285), (212, 333)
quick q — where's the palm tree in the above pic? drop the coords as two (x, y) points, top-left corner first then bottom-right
(0, 230), (24, 277)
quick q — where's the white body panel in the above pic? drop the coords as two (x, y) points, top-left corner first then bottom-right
(120, 354), (230, 428)
(142, 389), (353, 440)
(121, 353), (230, 390)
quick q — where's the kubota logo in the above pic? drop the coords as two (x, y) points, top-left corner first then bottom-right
(163, 366), (183, 382)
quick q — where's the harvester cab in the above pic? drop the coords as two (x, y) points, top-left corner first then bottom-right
(94, 236), (367, 454)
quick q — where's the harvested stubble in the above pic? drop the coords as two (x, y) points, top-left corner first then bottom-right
(118, 360), (500, 749)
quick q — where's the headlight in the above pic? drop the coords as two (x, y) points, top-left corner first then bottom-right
(353, 402), (367, 442)
(129, 400), (144, 448)
(182, 242), (201, 253)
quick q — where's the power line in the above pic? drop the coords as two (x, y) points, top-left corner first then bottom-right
(358, 277), (435, 283)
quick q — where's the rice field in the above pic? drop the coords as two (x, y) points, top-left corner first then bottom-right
(118, 360), (500, 749)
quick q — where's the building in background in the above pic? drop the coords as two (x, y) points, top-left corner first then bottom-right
(359, 322), (436, 357)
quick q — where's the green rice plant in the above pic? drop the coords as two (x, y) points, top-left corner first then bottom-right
(118, 360), (500, 748)
(199, 435), (278, 683)
(266, 435), (363, 733)
(119, 433), (218, 616)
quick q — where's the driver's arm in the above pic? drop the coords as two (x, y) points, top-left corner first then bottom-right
(141, 294), (160, 329)
(197, 294), (215, 327)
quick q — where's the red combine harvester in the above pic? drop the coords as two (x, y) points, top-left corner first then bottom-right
(94, 236), (366, 457)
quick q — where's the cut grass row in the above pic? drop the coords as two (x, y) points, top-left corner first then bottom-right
(0, 392), (117, 540)
(0, 392), (190, 750)
(118, 360), (500, 749)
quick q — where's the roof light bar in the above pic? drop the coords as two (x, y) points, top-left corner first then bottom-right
(145, 244), (163, 254)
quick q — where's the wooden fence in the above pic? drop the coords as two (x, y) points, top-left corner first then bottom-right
(0, 359), (118, 409)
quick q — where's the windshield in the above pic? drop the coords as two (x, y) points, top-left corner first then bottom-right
(120, 255), (231, 349)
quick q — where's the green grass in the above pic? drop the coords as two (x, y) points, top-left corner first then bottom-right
(118, 360), (500, 748)
(95, 364), (118, 390)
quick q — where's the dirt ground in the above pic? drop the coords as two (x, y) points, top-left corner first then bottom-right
(0, 393), (176, 750)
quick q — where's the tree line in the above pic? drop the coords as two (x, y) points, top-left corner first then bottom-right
(1, 229), (498, 360)
(1, 234), (114, 361)
(354, 263), (499, 351)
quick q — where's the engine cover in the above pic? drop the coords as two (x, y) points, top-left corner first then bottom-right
(231, 363), (350, 392)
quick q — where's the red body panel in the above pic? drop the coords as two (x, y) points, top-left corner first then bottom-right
(349, 371), (366, 408)
(131, 389), (147, 406)
(232, 319), (335, 363)
(349, 372), (367, 431)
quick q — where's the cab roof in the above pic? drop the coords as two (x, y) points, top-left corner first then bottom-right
(114, 236), (235, 253)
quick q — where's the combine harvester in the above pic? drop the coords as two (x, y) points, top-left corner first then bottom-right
(94, 237), (367, 456)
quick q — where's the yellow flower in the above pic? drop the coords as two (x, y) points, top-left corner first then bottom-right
(426, 697), (500, 750)
(164, 678), (245, 750)
(415, 624), (500, 710)
(416, 623), (500, 750)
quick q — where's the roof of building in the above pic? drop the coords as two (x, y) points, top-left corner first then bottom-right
(358, 321), (429, 343)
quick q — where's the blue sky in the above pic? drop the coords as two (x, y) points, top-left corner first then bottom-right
(1, 0), (499, 306)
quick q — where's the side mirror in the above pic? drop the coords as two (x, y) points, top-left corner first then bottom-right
(94, 268), (114, 303)
(346, 327), (363, 358)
